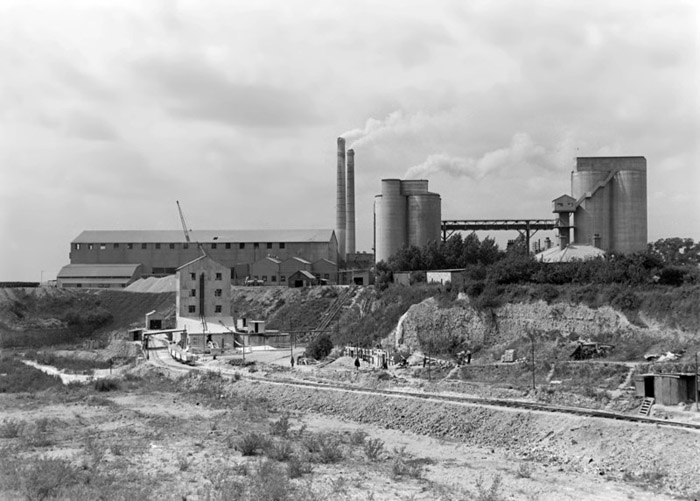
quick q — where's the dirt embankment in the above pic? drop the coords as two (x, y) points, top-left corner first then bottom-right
(231, 377), (700, 498)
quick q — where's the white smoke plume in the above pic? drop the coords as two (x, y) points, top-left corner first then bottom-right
(341, 110), (429, 149)
(405, 133), (558, 180)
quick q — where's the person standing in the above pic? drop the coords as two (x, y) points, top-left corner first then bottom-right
(354, 357), (360, 370)
(466, 350), (472, 364)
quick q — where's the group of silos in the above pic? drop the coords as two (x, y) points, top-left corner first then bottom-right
(567, 156), (647, 254)
(336, 137), (442, 264)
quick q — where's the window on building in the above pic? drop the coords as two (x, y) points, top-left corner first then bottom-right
(142, 243), (147, 249)
(127, 243), (133, 250)
(88, 244), (94, 250)
(254, 243), (259, 249)
(188, 305), (196, 313)
(113, 243), (119, 249)
(262, 276), (267, 282)
(253, 275), (258, 280)
(214, 289), (222, 297)
(211, 243), (217, 249)
(324, 274), (329, 279)
(74, 243), (81, 250)
(215, 305), (222, 313)
(239, 243), (245, 249)
(190, 289), (196, 297)
(215, 273), (222, 280)
(279, 243), (286, 249)
(266, 243), (272, 249)
(169, 243), (175, 249)
(190, 273), (196, 280)
(155, 243), (161, 250)
(271, 276), (277, 282)
(100, 243), (106, 250)
(225, 243), (231, 249)
(281, 276), (286, 283)
(184, 243), (189, 249)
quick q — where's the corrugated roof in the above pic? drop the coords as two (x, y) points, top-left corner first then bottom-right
(283, 256), (311, 265)
(536, 244), (606, 263)
(57, 264), (141, 278)
(73, 229), (335, 244)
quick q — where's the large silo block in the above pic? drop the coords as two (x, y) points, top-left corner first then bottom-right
(612, 168), (647, 253)
(375, 180), (407, 263)
(407, 194), (442, 248)
(573, 169), (612, 251)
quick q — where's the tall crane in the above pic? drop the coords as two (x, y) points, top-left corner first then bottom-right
(176, 200), (191, 243)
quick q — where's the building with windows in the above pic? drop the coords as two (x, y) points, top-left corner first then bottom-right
(56, 263), (142, 289)
(66, 229), (338, 285)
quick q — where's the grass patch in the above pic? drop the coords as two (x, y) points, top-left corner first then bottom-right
(0, 354), (64, 393)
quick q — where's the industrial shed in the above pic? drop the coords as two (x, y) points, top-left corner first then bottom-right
(249, 256), (282, 285)
(635, 373), (699, 405)
(56, 264), (142, 289)
(280, 257), (311, 285)
(311, 259), (338, 284)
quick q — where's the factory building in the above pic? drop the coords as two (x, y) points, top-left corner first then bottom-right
(373, 179), (442, 263)
(65, 229), (338, 286)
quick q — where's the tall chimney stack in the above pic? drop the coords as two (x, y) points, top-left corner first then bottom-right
(336, 137), (346, 261)
(346, 148), (356, 256)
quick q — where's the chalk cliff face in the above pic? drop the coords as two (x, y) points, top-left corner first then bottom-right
(391, 292), (645, 350)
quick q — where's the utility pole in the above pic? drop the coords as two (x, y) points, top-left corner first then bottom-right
(529, 327), (536, 392)
(695, 351), (698, 412)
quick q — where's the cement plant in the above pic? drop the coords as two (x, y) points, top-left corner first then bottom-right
(1, 139), (699, 501)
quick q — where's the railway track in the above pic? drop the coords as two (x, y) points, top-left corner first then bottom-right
(147, 337), (700, 432)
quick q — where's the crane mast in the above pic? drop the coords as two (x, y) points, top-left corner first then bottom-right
(176, 200), (191, 243)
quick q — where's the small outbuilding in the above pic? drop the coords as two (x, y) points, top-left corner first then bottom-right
(288, 270), (317, 287)
(634, 373), (698, 405)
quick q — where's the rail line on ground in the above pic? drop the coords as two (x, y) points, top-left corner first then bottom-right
(146, 338), (700, 433)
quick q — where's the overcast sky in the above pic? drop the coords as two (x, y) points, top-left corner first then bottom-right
(1, 0), (698, 282)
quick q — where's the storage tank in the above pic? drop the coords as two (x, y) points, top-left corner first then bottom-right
(572, 163), (612, 251)
(374, 179), (406, 263)
(407, 193), (441, 247)
(611, 160), (647, 253)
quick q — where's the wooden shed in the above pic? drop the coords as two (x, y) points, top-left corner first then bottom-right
(635, 373), (698, 405)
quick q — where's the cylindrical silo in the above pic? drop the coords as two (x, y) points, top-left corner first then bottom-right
(611, 159), (647, 253)
(336, 138), (346, 261)
(374, 179), (406, 263)
(407, 193), (441, 248)
(572, 162), (612, 251)
(346, 149), (356, 256)
(399, 179), (429, 195)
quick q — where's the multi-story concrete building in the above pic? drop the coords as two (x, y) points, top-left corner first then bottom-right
(66, 229), (338, 285)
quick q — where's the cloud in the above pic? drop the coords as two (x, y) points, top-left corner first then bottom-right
(133, 55), (320, 128)
(63, 111), (119, 142)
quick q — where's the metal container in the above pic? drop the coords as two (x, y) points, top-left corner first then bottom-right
(407, 193), (441, 248)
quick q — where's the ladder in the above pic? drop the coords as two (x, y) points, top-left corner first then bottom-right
(639, 397), (655, 416)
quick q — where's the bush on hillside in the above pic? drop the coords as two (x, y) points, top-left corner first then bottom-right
(305, 333), (333, 360)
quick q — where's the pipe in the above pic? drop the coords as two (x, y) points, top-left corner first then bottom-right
(346, 148), (356, 256)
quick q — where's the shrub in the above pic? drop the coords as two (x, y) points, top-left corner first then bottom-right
(270, 414), (290, 437)
(305, 333), (333, 360)
(0, 419), (25, 438)
(318, 435), (344, 464)
(348, 429), (367, 446)
(177, 455), (192, 472)
(237, 432), (268, 456)
(93, 378), (120, 392)
(363, 438), (384, 462)
(22, 457), (78, 501)
(516, 462), (532, 478)
(264, 440), (294, 462)
(474, 473), (504, 501)
(390, 447), (423, 479)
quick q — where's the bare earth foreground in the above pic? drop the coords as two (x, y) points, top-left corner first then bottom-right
(2, 350), (700, 500)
